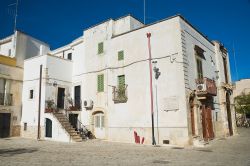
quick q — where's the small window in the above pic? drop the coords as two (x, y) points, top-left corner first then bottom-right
(98, 42), (104, 54)
(118, 50), (124, 61)
(97, 74), (104, 92)
(8, 49), (11, 56)
(24, 123), (27, 131)
(67, 53), (72, 60)
(29, 90), (34, 99)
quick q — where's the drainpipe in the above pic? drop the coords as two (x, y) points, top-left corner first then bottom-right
(37, 65), (42, 140)
(147, 33), (156, 145)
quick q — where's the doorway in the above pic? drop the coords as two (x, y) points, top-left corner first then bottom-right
(201, 105), (214, 141)
(45, 118), (52, 138)
(57, 87), (65, 109)
(94, 112), (105, 139)
(226, 92), (233, 136)
(190, 97), (195, 136)
(0, 113), (11, 138)
(69, 114), (78, 130)
(74, 86), (81, 109)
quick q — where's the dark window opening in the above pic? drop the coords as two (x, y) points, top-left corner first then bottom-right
(29, 90), (34, 99)
(68, 53), (72, 60)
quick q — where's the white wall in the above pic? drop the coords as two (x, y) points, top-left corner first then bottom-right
(21, 54), (72, 139)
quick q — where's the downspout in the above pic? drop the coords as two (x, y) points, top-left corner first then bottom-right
(147, 33), (156, 145)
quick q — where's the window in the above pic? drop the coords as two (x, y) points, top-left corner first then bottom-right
(94, 114), (104, 128)
(194, 45), (204, 79)
(98, 42), (104, 54)
(8, 49), (11, 56)
(196, 58), (203, 79)
(97, 74), (104, 92)
(118, 75), (125, 88)
(95, 116), (100, 128)
(24, 123), (27, 131)
(118, 50), (124, 61)
(67, 53), (72, 60)
(29, 90), (34, 99)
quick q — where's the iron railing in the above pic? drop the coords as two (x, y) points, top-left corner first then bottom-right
(112, 85), (128, 104)
(196, 77), (217, 96)
(0, 93), (13, 106)
(65, 110), (95, 139)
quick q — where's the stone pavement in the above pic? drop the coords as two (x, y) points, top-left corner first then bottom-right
(0, 128), (250, 166)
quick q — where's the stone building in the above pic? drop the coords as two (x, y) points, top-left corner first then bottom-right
(21, 14), (236, 146)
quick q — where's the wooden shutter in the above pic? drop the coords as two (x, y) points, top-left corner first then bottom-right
(98, 42), (104, 54)
(118, 75), (125, 88)
(118, 51), (124, 60)
(97, 74), (104, 92)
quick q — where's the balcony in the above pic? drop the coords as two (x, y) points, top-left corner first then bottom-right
(0, 93), (13, 106)
(112, 85), (128, 104)
(195, 77), (217, 96)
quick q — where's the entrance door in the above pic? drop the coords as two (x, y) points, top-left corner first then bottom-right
(45, 118), (52, 138)
(201, 106), (214, 141)
(94, 113), (105, 139)
(69, 114), (78, 130)
(0, 113), (11, 138)
(57, 87), (65, 109)
(190, 99), (195, 136)
(226, 92), (233, 136)
(74, 86), (81, 109)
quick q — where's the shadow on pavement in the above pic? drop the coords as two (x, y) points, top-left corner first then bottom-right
(0, 148), (38, 157)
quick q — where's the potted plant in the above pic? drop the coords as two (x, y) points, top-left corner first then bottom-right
(45, 99), (55, 113)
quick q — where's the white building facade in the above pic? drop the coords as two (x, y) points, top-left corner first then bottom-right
(21, 15), (236, 145)
(0, 31), (49, 138)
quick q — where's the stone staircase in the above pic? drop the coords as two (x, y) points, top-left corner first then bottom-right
(53, 113), (83, 142)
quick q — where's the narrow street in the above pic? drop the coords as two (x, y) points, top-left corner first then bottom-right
(0, 128), (249, 166)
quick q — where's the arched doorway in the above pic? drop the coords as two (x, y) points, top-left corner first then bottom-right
(93, 111), (105, 139)
(45, 118), (52, 138)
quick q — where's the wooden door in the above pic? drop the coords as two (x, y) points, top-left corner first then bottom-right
(57, 87), (65, 109)
(45, 118), (52, 138)
(0, 113), (11, 138)
(202, 106), (214, 141)
(190, 105), (195, 136)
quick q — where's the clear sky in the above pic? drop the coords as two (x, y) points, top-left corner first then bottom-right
(1, 0), (249, 81)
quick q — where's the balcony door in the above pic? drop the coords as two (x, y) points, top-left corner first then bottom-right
(74, 86), (81, 109)
(57, 87), (65, 109)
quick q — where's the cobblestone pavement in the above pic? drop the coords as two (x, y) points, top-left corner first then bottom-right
(0, 128), (250, 166)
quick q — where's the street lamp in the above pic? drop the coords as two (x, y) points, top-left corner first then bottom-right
(152, 61), (160, 144)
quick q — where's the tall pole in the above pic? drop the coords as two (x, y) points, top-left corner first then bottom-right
(37, 65), (42, 140)
(147, 33), (156, 145)
(144, 0), (146, 24)
(14, 0), (19, 33)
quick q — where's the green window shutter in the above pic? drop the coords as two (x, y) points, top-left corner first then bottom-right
(98, 42), (104, 54)
(118, 75), (125, 88)
(118, 50), (124, 61)
(97, 74), (104, 92)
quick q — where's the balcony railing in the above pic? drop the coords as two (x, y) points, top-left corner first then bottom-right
(0, 93), (13, 106)
(195, 77), (217, 96)
(112, 85), (128, 104)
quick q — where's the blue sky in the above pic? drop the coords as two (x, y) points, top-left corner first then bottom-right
(0, 0), (249, 81)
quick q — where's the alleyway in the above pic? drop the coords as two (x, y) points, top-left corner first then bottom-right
(0, 128), (249, 166)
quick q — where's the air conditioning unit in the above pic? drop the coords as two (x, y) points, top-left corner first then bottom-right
(196, 83), (206, 91)
(83, 99), (93, 108)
